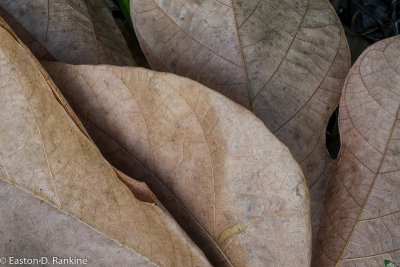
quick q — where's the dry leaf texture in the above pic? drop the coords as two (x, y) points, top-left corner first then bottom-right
(0, 18), (210, 266)
(313, 36), (400, 266)
(44, 62), (312, 266)
(0, 0), (135, 65)
(130, 0), (350, 237)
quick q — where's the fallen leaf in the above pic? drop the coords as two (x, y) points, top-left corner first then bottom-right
(0, 17), (210, 266)
(0, 0), (135, 65)
(313, 36), (400, 266)
(129, 0), (350, 239)
(44, 61), (312, 266)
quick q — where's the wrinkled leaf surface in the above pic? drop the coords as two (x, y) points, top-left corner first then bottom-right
(313, 36), (400, 266)
(130, 0), (350, 237)
(0, 0), (135, 65)
(0, 18), (210, 267)
(44, 61), (312, 266)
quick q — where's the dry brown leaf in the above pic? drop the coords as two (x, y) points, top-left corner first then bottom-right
(313, 36), (400, 266)
(0, 17), (211, 266)
(129, 0), (350, 237)
(44, 61), (312, 266)
(0, 0), (135, 65)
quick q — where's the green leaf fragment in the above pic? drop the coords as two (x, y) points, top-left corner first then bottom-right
(385, 260), (399, 267)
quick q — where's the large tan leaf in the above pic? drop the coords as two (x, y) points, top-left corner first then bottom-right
(313, 36), (400, 266)
(44, 61), (312, 266)
(0, 17), (210, 266)
(130, 0), (350, 235)
(0, 0), (135, 65)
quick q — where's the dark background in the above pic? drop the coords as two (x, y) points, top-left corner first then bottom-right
(326, 0), (399, 158)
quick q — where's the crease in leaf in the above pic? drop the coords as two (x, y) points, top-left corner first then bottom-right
(129, 0), (351, 247)
(43, 62), (312, 266)
(0, 17), (210, 266)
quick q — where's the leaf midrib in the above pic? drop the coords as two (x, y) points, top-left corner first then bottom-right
(0, 174), (159, 267)
(336, 104), (400, 265)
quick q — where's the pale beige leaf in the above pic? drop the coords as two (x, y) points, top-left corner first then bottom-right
(129, 0), (350, 238)
(0, 0), (135, 65)
(44, 61), (312, 266)
(313, 36), (400, 266)
(0, 17), (210, 266)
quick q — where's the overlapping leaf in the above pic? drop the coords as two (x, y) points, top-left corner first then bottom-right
(130, 0), (351, 237)
(44, 62), (312, 266)
(0, 18), (210, 266)
(0, 0), (135, 65)
(313, 36), (400, 266)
